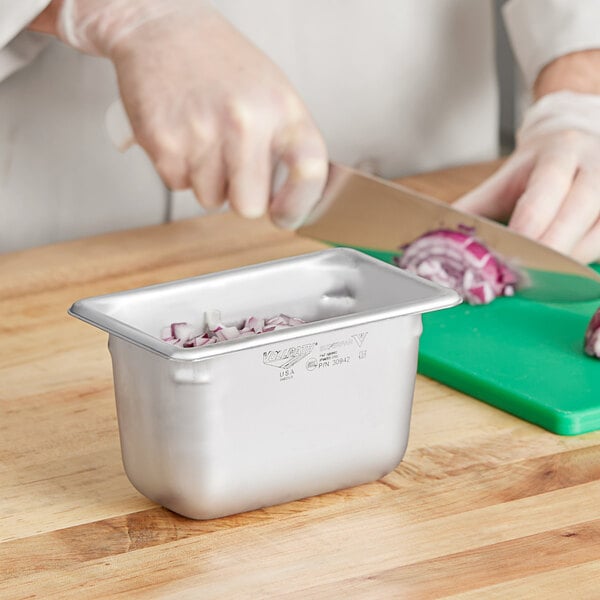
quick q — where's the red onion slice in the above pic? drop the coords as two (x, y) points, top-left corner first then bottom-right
(172, 322), (204, 341)
(205, 309), (223, 331)
(395, 227), (520, 305)
(243, 316), (265, 333)
(584, 307), (600, 359)
(160, 312), (305, 347)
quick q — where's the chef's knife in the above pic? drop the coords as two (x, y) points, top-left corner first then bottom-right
(298, 162), (600, 303)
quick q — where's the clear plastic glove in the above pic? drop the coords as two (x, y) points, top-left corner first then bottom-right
(58, 0), (328, 228)
(454, 91), (600, 263)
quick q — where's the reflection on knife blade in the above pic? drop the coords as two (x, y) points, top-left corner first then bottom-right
(298, 163), (600, 303)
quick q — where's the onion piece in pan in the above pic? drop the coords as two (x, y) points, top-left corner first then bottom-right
(160, 311), (305, 347)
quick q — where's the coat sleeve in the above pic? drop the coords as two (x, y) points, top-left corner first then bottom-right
(0, 0), (53, 82)
(503, 0), (600, 88)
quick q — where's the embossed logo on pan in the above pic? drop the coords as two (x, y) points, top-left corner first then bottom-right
(263, 343), (317, 369)
(352, 332), (368, 347)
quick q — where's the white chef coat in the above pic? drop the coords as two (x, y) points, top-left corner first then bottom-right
(0, 0), (599, 253)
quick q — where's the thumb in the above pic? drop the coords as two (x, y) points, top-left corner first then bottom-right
(105, 99), (136, 152)
(453, 154), (534, 222)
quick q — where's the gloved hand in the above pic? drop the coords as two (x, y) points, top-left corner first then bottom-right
(57, 0), (328, 228)
(454, 91), (600, 263)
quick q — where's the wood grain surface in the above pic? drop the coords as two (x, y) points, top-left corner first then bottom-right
(2, 162), (600, 599)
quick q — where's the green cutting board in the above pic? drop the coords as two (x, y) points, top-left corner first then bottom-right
(348, 247), (600, 436)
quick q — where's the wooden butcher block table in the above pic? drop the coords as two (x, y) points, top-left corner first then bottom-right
(2, 162), (600, 599)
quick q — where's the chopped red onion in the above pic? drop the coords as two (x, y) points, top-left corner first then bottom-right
(584, 307), (600, 359)
(395, 226), (520, 305)
(205, 309), (222, 331)
(160, 311), (305, 347)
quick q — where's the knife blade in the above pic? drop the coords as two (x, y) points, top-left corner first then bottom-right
(298, 163), (600, 302)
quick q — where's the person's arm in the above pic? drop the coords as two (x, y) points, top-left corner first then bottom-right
(534, 49), (600, 98)
(0, 1), (54, 82)
(25, 0), (328, 230)
(455, 2), (600, 264)
(27, 1), (63, 35)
